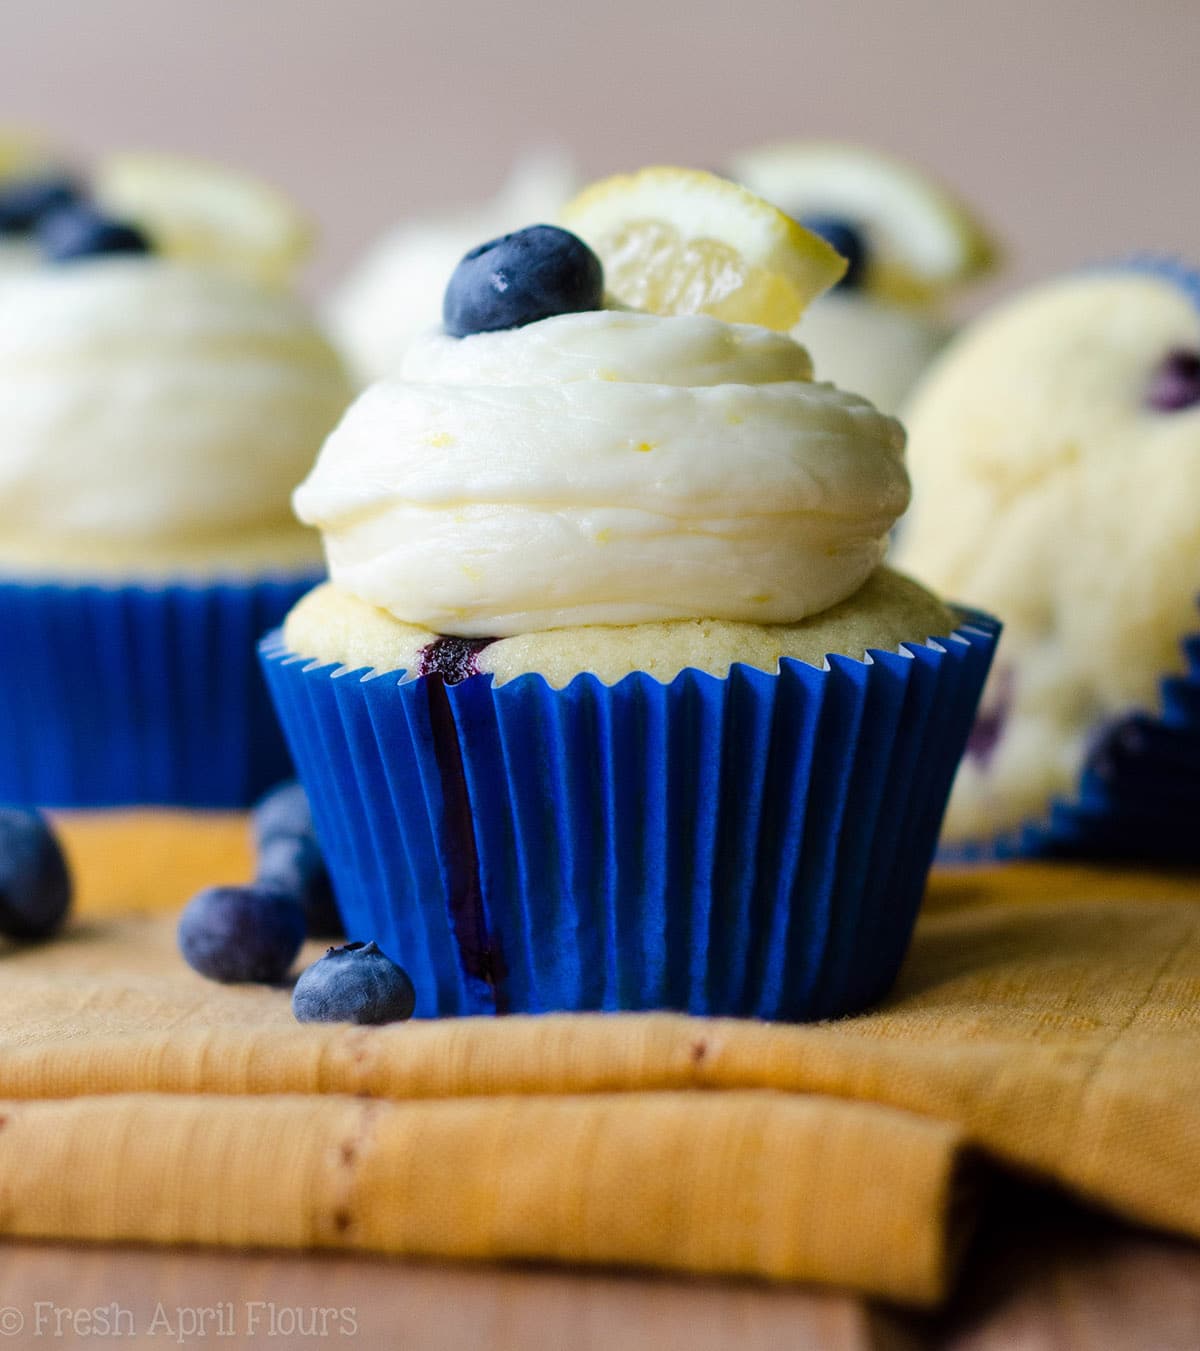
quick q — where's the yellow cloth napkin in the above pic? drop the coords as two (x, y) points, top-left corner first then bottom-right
(0, 813), (1197, 1308)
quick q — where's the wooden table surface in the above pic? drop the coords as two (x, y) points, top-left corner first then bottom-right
(0, 1185), (1195, 1349)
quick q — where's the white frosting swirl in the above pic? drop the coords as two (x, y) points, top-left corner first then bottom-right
(0, 258), (352, 558)
(295, 310), (909, 637)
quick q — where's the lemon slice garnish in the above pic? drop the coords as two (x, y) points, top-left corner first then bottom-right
(560, 166), (846, 330)
(729, 141), (997, 306)
(95, 152), (312, 288)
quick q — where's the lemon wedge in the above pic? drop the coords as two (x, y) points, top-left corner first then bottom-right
(95, 152), (312, 288)
(730, 142), (996, 305)
(560, 166), (846, 330)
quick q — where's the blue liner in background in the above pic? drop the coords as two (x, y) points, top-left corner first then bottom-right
(262, 608), (999, 1022)
(0, 574), (319, 808)
(940, 602), (1200, 866)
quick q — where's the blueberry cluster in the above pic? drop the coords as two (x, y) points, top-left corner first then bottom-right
(0, 169), (151, 262)
(177, 780), (416, 1025)
(443, 224), (604, 337)
(0, 809), (72, 942)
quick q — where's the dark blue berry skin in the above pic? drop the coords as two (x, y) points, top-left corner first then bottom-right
(178, 885), (305, 984)
(0, 809), (71, 941)
(252, 780), (316, 848)
(251, 781), (342, 937)
(292, 941), (416, 1025)
(0, 172), (83, 236)
(798, 214), (868, 289)
(37, 203), (152, 264)
(257, 834), (343, 939)
(443, 224), (604, 338)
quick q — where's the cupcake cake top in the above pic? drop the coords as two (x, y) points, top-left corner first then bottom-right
(296, 169), (910, 638)
(0, 153), (353, 574)
(894, 260), (1200, 840)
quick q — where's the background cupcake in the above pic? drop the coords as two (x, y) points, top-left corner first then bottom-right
(328, 149), (578, 386)
(264, 169), (998, 1020)
(894, 259), (1200, 860)
(0, 154), (354, 807)
(729, 142), (998, 414)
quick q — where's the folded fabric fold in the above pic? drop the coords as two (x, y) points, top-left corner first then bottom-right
(0, 813), (1194, 1309)
(0, 1090), (967, 1305)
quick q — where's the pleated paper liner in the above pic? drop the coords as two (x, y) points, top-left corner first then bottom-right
(940, 600), (1200, 865)
(263, 608), (999, 1021)
(0, 574), (319, 808)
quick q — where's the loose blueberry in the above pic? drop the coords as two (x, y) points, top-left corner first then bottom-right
(0, 172), (83, 236)
(799, 214), (868, 289)
(292, 940), (416, 1025)
(252, 780), (316, 849)
(443, 224), (604, 338)
(1146, 349), (1200, 411)
(37, 203), (152, 263)
(0, 809), (71, 941)
(257, 834), (343, 939)
(178, 884), (305, 984)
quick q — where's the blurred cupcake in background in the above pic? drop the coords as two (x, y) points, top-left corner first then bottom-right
(894, 259), (1200, 861)
(328, 148), (578, 385)
(264, 168), (998, 1021)
(729, 142), (997, 414)
(0, 153), (354, 807)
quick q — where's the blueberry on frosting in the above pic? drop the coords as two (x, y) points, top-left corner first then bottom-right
(0, 172), (82, 236)
(799, 214), (867, 289)
(443, 224), (603, 337)
(37, 202), (152, 263)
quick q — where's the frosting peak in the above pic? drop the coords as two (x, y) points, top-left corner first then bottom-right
(294, 310), (909, 637)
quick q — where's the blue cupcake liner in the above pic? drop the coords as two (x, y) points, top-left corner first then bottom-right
(262, 608), (999, 1021)
(940, 598), (1200, 866)
(0, 574), (320, 808)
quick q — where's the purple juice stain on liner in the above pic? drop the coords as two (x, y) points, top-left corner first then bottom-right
(965, 665), (1013, 770)
(418, 636), (508, 1009)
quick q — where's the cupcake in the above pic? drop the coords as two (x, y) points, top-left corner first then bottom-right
(263, 170), (998, 1020)
(729, 143), (997, 414)
(329, 149), (578, 386)
(894, 260), (1200, 860)
(0, 154), (354, 807)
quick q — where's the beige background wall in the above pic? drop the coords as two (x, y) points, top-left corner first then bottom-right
(6, 0), (1198, 300)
